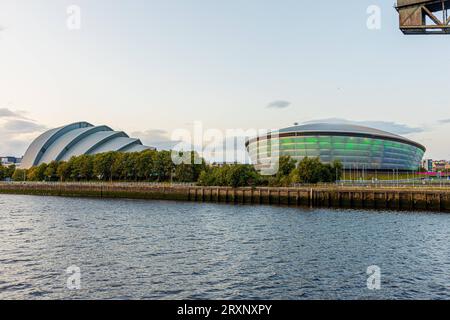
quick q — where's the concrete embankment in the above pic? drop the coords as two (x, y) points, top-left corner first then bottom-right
(1, 182), (450, 212)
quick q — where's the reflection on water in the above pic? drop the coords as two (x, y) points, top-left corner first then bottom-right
(0, 194), (449, 299)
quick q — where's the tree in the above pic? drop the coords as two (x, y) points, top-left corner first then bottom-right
(278, 155), (297, 177)
(93, 152), (116, 181)
(1, 164), (18, 181)
(44, 161), (59, 181)
(268, 155), (297, 186)
(174, 151), (207, 182)
(111, 152), (127, 181)
(197, 164), (262, 187)
(197, 165), (229, 186)
(5, 150), (207, 184)
(174, 163), (195, 182)
(0, 164), (5, 181)
(197, 170), (213, 186)
(297, 157), (320, 184)
(56, 161), (72, 182)
(296, 157), (342, 184)
(331, 160), (343, 181)
(5, 164), (15, 179)
(226, 164), (261, 187)
(13, 169), (28, 181)
(136, 150), (156, 181)
(70, 155), (94, 181)
(190, 151), (207, 182)
(154, 150), (174, 181)
(27, 163), (47, 181)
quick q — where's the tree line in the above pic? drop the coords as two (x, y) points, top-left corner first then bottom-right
(11, 150), (206, 183)
(3, 150), (342, 186)
(0, 164), (16, 181)
(197, 156), (343, 187)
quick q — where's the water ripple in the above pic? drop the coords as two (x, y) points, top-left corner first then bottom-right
(0, 194), (449, 300)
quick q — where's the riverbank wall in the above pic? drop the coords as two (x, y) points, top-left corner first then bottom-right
(1, 182), (449, 212)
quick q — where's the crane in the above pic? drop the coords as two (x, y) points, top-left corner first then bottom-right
(396, 0), (450, 34)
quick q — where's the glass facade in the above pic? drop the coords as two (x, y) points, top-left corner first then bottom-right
(247, 135), (425, 171)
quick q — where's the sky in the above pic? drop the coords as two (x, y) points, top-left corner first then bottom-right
(0, 0), (450, 160)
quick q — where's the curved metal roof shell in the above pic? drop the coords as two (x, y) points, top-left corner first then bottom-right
(21, 122), (154, 169)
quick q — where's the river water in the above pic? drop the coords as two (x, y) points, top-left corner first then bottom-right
(0, 194), (449, 300)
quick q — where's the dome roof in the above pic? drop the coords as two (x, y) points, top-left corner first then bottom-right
(247, 123), (426, 151)
(280, 123), (403, 138)
(20, 122), (154, 169)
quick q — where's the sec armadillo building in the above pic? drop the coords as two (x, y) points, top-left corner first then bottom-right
(20, 122), (154, 169)
(245, 123), (426, 171)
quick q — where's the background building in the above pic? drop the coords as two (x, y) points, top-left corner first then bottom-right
(422, 159), (433, 172)
(446, 162), (450, 172)
(419, 159), (450, 174)
(1, 156), (21, 166)
(432, 160), (448, 172)
(20, 122), (154, 169)
(246, 123), (426, 172)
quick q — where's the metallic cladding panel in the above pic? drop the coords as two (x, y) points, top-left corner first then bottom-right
(278, 123), (419, 146)
(247, 135), (425, 171)
(121, 144), (153, 153)
(21, 122), (156, 167)
(247, 123), (426, 152)
(88, 137), (141, 154)
(54, 126), (115, 161)
(20, 127), (60, 169)
(20, 122), (93, 169)
(59, 131), (128, 161)
(38, 126), (113, 165)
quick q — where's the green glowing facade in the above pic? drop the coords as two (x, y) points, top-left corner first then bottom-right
(245, 123), (426, 171)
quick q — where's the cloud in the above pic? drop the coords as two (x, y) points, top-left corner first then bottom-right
(0, 108), (20, 118)
(267, 100), (291, 109)
(0, 109), (48, 156)
(2, 119), (47, 133)
(0, 107), (29, 120)
(303, 118), (424, 135)
(132, 129), (181, 150)
(438, 119), (450, 124)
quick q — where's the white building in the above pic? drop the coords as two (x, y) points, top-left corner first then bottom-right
(1, 156), (21, 166)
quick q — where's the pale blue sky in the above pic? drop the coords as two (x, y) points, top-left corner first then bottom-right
(0, 0), (449, 159)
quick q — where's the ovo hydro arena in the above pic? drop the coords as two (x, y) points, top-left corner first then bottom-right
(245, 123), (426, 171)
